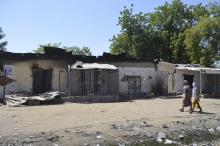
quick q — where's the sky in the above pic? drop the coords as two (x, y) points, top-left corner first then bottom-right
(1, 0), (213, 55)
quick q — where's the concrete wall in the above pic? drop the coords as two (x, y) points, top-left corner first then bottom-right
(117, 67), (167, 95)
(174, 69), (200, 94)
(0, 60), (68, 98)
(158, 61), (175, 94)
(0, 60), (169, 98)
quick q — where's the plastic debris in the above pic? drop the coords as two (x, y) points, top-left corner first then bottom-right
(156, 138), (163, 143)
(179, 134), (184, 140)
(158, 132), (166, 139)
(208, 128), (215, 133)
(96, 135), (103, 140)
(216, 126), (220, 131)
(164, 139), (173, 144)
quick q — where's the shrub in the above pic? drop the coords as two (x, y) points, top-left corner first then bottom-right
(150, 77), (163, 96)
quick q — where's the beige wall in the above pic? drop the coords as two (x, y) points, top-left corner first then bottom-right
(118, 67), (167, 95)
(0, 59), (68, 97)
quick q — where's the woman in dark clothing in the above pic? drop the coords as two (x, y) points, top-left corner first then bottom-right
(179, 80), (193, 114)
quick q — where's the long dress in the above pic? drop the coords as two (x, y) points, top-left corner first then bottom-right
(182, 85), (192, 107)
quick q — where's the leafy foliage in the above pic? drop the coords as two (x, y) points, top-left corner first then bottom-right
(64, 46), (92, 56)
(33, 43), (62, 53)
(33, 43), (92, 56)
(184, 17), (220, 66)
(110, 0), (220, 66)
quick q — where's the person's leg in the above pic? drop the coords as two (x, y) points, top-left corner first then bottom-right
(196, 101), (203, 112)
(179, 100), (185, 112)
(189, 103), (193, 114)
(192, 99), (196, 111)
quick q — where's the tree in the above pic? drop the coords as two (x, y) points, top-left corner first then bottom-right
(33, 43), (62, 53)
(148, 0), (198, 63)
(110, 1), (195, 62)
(64, 46), (92, 56)
(184, 17), (220, 67)
(110, 5), (161, 59)
(33, 43), (92, 56)
(0, 27), (7, 51)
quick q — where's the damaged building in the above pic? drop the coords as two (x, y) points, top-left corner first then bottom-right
(0, 47), (167, 102)
(159, 61), (220, 97)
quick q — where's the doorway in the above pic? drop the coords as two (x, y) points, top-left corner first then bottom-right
(127, 76), (141, 97)
(33, 69), (52, 94)
(183, 74), (194, 88)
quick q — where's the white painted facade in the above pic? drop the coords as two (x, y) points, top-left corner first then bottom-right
(173, 69), (200, 94)
(118, 67), (167, 95)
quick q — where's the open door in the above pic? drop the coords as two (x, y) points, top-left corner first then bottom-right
(183, 74), (194, 88)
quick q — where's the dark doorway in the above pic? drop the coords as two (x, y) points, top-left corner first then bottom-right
(127, 76), (141, 97)
(183, 74), (194, 88)
(33, 69), (52, 94)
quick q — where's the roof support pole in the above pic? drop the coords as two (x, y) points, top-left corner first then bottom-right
(68, 65), (71, 96)
(200, 70), (202, 96)
(3, 69), (6, 105)
(59, 68), (61, 92)
(214, 74), (216, 95)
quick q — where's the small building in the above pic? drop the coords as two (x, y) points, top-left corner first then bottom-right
(159, 61), (220, 96)
(69, 62), (119, 97)
(0, 47), (96, 98)
(0, 48), (169, 101)
(98, 53), (168, 97)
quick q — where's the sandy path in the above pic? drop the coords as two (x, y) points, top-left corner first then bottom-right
(0, 98), (219, 137)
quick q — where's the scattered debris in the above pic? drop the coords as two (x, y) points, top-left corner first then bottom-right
(96, 135), (103, 140)
(156, 137), (163, 143)
(208, 128), (215, 134)
(157, 132), (166, 140)
(179, 134), (184, 140)
(216, 126), (220, 131)
(161, 124), (168, 129)
(6, 91), (64, 107)
(53, 143), (59, 146)
(164, 139), (174, 144)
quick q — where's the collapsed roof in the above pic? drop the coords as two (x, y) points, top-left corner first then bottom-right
(0, 47), (154, 63)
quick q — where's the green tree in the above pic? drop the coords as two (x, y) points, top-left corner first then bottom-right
(110, 5), (161, 59)
(110, 0), (218, 64)
(64, 46), (92, 56)
(0, 27), (7, 51)
(33, 43), (92, 56)
(33, 43), (62, 53)
(149, 0), (197, 63)
(110, 1), (195, 62)
(184, 17), (220, 67)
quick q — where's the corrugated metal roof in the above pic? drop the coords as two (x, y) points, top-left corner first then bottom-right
(175, 64), (220, 74)
(71, 62), (117, 70)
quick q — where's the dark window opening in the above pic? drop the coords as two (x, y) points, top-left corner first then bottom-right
(33, 69), (53, 94)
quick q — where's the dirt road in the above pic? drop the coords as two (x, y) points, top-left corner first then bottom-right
(0, 98), (220, 145)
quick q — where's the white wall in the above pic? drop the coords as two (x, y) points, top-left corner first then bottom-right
(118, 67), (167, 95)
(0, 60), (68, 98)
(174, 69), (200, 94)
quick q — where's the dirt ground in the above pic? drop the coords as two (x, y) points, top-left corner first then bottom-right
(1, 97), (220, 145)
